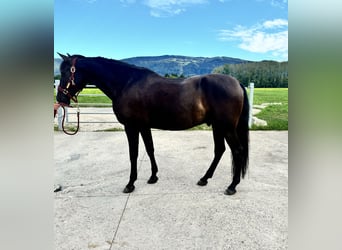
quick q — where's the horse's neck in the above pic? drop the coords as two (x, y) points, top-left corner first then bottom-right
(84, 59), (131, 100)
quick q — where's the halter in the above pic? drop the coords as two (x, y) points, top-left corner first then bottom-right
(57, 58), (80, 135)
(58, 58), (79, 103)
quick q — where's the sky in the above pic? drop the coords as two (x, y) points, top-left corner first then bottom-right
(54, 0), (288, 62)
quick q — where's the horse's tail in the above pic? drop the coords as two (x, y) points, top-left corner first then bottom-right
(235, 83), (250, 178)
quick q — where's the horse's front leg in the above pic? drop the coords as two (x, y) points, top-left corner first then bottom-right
(123, 125), (139, 193)
(140, 127), (159, 184)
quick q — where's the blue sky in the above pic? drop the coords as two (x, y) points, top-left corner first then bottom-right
(54, 0), (288, 62)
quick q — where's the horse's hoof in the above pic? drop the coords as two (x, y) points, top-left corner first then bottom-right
(197, 179), (208, 186)
(147, 176), (158, 184)
(224, 188), (236, 195)
(54, 185), (62, 193)
(123, 185), (135, 193)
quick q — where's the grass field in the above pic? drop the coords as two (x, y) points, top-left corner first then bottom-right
(54, 87), (288, 130)
(248, 88), (288, 130)
(74, 88), (112, 107)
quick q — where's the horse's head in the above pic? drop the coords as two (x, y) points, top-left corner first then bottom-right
(56, 53), (86, 106)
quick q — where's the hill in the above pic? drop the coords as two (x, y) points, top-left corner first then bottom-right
(54, 55), (250, 76)
(121, 55), (250, 76)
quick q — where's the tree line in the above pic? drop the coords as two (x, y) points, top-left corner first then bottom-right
(212, 61), (288, 88)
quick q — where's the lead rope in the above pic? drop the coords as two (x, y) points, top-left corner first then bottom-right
(61, 98), (80, 135)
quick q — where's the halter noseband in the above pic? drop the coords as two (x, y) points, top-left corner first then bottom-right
(58, 58), (79, 104)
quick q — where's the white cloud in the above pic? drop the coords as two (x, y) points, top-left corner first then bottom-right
(262, 18), (288, 29)
(144, 0), (208, 17)
(218, 19), (288, 60)
(121, 0), (236, 17)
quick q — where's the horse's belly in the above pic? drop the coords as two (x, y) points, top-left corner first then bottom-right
(149, 107), (206, 130)
(150, 118), (198, 130)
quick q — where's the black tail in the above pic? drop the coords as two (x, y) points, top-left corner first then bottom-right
(235, 84), (250, 178)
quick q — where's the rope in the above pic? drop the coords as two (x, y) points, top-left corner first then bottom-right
(61, 104), (80, 135)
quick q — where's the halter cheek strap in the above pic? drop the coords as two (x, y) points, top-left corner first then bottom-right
(69, 58), (77, 86)
(58, 58), (79, 104)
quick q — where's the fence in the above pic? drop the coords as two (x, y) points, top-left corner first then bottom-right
(54, 80), (255, 130)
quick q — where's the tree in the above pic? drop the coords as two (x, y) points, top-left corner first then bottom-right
(213, 61), (288, 88)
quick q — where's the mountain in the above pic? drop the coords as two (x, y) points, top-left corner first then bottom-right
(121, 55), (251, 76)
(54, 55), (251, 76)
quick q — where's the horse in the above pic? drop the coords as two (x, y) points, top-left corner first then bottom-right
(56, 53), (249, 195)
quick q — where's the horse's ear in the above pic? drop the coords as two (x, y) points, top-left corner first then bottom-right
(57, 52), (68, 61)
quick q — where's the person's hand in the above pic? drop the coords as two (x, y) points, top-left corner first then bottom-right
(54, 103), (60, 117)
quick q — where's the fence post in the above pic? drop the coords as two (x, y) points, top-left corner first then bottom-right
(248, 82), (254, 128)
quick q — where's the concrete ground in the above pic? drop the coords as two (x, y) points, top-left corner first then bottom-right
(54, 130), (288, 250)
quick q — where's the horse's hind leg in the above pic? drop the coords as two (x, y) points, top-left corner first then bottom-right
(197, 127), (225, 186)
(225, 131), (244, 195)
(140, 128), (159, 184)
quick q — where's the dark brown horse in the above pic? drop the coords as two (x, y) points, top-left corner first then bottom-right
(56, 54), (249, 195)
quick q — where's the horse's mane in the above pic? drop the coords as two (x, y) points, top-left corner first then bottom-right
(90, 56), (159, 76)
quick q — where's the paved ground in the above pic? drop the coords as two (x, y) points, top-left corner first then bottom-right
(54, 130), (288, 250)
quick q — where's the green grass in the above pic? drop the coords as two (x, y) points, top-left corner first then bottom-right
(54, 88), (111, 107)
(247, 88), (288, 105)
(54, 87), (288, 130)
(251, 103), (288, 130)
(248, 88), (288, 130)
(188, 124), (212, 130)
(76, 88), (111, 106)
(54, 124), (78, 132)
(95, 127), (124, 132)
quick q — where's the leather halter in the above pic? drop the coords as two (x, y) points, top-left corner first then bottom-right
(57, 57), (80, 135)
(58, 58), (79, 104)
